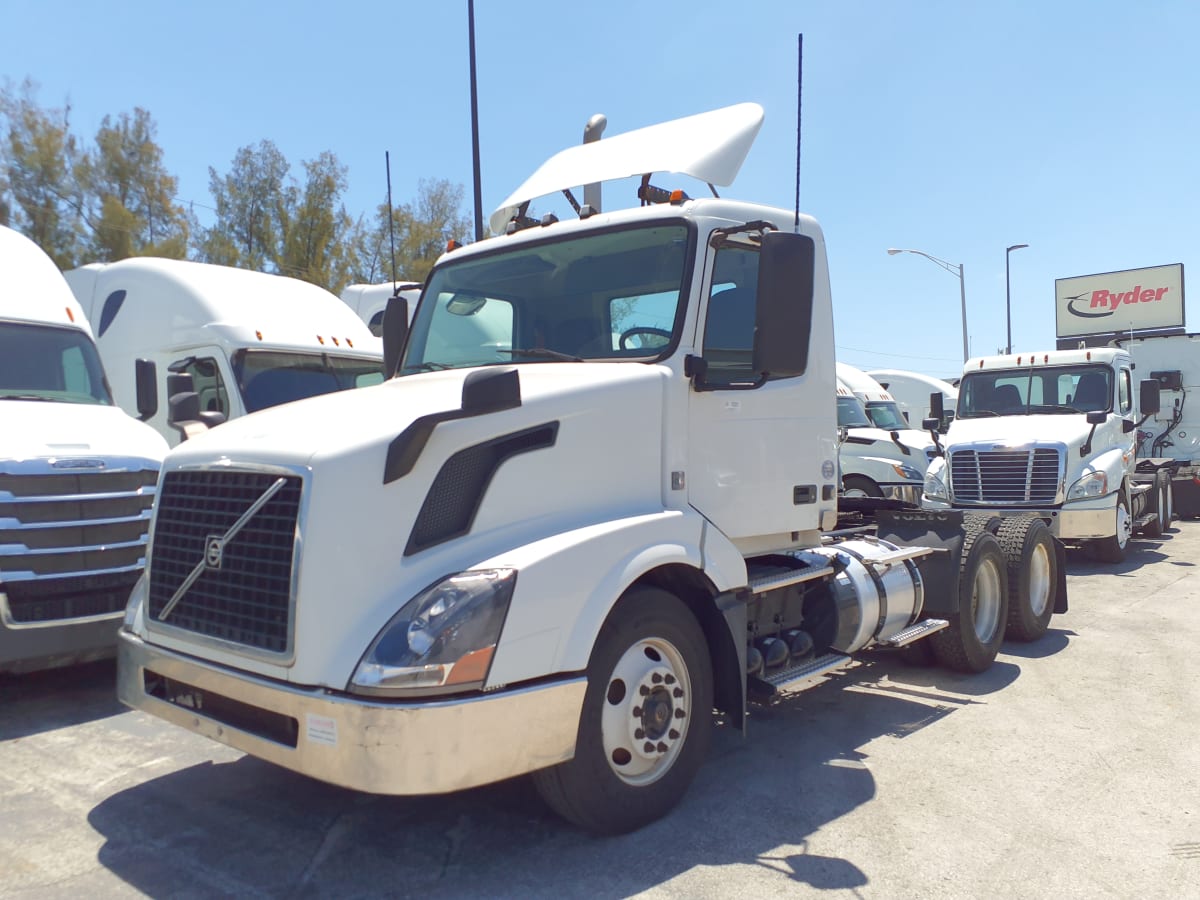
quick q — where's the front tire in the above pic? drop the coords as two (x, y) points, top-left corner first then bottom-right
(843, 475), (883, 498)
(532, 587), (713, 834)
(929, 530), (1008, 673)
(1091, 492), (1131, 563)
(997, 517), (1056, 642)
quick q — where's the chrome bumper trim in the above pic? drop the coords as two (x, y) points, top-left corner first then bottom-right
(117, 631), (587, 795)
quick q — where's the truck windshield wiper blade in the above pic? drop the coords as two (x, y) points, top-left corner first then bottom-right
(961, 409), (1001, 418)
(497, 348), (584, 362)
(0, 394), (55, 401)
(408, 362), (454, 371)
(1031, 404), (1080, 414)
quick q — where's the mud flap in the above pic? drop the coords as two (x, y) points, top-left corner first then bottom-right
(874, 509), (966, 618)
(1052, 536), (1068, 614)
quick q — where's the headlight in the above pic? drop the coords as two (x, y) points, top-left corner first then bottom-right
(1068, 471), (1108, 500)
(923, 471), (949, 501)
(891, 463), (924, 482)
(349, 568), (516, 697)
(123, 574), (147, 632)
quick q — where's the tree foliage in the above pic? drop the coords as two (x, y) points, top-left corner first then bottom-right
(0, 80), (84, 268)
(78, 108), (189, 260)
(347, 178), (472, 286)
(0, 84), (471, 294)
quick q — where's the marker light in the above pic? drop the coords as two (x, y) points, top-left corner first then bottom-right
(332, 336), (340, 346)
(255, 330), (263, 340)
(65, 307), (75, 322)
(317, 335), (325, 345)
(347, 338), (354, 348)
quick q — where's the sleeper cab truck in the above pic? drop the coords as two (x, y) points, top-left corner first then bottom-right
(340, 282), (422, 337)
(0, 226), (167, 673)
(64, 259), (386, 445)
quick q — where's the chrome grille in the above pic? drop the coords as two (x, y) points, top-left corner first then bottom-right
(147, 470), (302, 654)
(0, 461), (158, 623)
(949, 447), (1061, 505)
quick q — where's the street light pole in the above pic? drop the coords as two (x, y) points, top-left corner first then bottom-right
(1005, 243), (1029, 354)
(887, 247), (969, 363)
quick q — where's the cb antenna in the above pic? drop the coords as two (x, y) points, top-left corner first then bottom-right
(386, 150), (397, 295)
(794, 33), (803, 231)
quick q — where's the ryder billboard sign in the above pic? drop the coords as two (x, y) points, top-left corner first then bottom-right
(1056, 263), (1184, 341)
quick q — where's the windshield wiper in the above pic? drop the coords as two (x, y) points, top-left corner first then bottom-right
(497, 348), (584, 362)
(407, 361), (454, 372)
(0, 394), (55, 402)
(1030, 404), (1080, 414)
(961, 410), (1001, 418)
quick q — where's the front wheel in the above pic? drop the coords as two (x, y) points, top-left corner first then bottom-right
(532, 587), (713, 834)
(842, 475), (884, 498)
(929, 529), (1008, 673)
(1091, 493), (1131, 563)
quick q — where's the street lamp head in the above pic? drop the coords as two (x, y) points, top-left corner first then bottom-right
(1007, 243), (1029, 252)
(886, 248), (902, 255)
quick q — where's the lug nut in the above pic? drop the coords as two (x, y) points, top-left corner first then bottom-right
(652, 673), (663, 684)
(635, 728), (645, 739)
(673, 687), (683, 698)
(664, 674), (675, 685)
(639, 685), (650, 696)
(669, 729), (680, 740)
(656, 742), (668, 753)
(632, 706), (642, 717)
(644, 742), (655, 754)
(675, 709), (686, 719)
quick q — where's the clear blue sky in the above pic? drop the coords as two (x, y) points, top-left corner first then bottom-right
(4, 0), (1197, 378)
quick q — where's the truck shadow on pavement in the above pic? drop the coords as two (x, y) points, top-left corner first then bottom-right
(85, 654), (1003, 898)
(0, 659), (123, 741)
(1064, 542), (1170, 577)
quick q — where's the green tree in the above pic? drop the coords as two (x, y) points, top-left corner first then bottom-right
(198, 140), (289, 270)
(77, 108), (188, 261)
(0, 80), (85, 268)
(346, 178), (471, 286)
(276, 151), (353, 292)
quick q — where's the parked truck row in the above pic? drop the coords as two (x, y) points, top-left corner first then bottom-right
(6, 102), (1188, 836)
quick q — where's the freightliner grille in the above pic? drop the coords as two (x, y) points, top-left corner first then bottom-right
(147, 470), (302, 654)
(0, 464), (158, 623)
(950, 447), (1062, 505)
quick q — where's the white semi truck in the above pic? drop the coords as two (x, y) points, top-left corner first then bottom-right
(116, 104), (1064, 833)
(835, 382), (929, 502)
(1117, 333), (1200, 519)
(868, 368), (958, 430)
(1, 226), (168, 673)
(921, 347), (1170, 564)
(340, 281), (421, 336)
(65, 259), (384, 445)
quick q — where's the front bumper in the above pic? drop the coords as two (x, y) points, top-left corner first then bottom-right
(117, 630), (587, 795)
(922, 493), (1116, 540)
(881, 483), (922, 505)
(0, 603), (121, 674)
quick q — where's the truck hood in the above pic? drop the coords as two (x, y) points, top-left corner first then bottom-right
(844, 426), (935, 468)
(944, 415), (1093, 449)
(153, 363), (669, 686)
(0, 401), (168, 463)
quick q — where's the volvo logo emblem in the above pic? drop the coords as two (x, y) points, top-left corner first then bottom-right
(204, 535), (224, 569)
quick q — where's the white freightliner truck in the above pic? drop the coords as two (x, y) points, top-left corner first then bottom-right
(835, 383), (929, 502)
(1116, 333), (1200, 519)
(1, 226), (168, 673)
(64, 259), (384, 446)
(116, 104), (1065, 833)
(921, 347), (1170, 565)
(340, 281), (422, 336)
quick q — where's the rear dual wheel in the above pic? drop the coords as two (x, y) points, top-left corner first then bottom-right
(929, 529), (1008, 673)
(996, 517), (1056, 642)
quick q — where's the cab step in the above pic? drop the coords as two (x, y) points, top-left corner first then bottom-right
(879, 617), (949, 647)
(748, 651), (851, 700)
(746, 564), (834, 595)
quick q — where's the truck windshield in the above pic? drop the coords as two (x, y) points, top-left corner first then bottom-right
(233, 350), (384, 413)
(865, 400), (908, 430)
(837, 395), (873, 428)
(0, 320), (112, 405)
(400, 224), (690, 373)
(958, 364), (1113, 418)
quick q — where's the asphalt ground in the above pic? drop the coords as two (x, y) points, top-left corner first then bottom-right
(2, 522), (1198, 899)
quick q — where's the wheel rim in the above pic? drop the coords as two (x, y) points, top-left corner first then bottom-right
(1115, 500), (1131, 549)
(1163, 483), (1173, 528)
(843, 487), (870, 498)
(972, 556), (1003, 644)
(601, 637), (692, 786)
(1027, 542), (1052, 617)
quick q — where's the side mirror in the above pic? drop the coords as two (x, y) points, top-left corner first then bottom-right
(1086, 410), (1107, 426)
(929, 391), (945, 422)
(1140, 379), (1161, 416)
(922, 417), (940, 432)
(134, 358), (158, 421)
(751, 231), (815, 377)
(381, 293), (410, 379)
